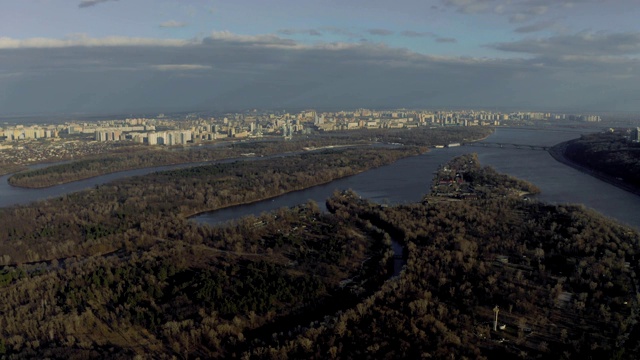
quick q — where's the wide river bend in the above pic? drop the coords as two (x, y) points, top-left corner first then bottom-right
(1, 127), (639, 230)
(194, 127), (640, 230)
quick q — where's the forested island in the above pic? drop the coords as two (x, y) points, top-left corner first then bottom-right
(550, 131), (640, 193)
(0, 146), (420, 264)
(0, 149), (638, 359)
(428, 153), (540, 200)
(7, 127), (492, 188)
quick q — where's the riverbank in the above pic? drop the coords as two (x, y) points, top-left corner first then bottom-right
(5, 144), (372, 190)
(0, 164), (26, 177)
(462, 127), (494, 144)
(548, 140), (640, 198)
(186, 147), (429, 220)
(5, 126), (493, 188)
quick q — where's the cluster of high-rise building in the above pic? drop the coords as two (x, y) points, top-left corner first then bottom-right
(87, 109), (606, 145)
(140, 131), (193, 145)
(0, 109), (605, 147)
(95, 130), (124, 142)
(0, 125), (58, 140)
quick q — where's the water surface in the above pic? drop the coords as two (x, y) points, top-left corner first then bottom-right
(194, 127), (640, 230)
(3, 127), (638, 230)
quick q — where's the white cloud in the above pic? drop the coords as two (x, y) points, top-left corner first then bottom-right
(278, 29), (323, 36)
(436, 37), (458, 43)
(400, 31), (435, 38)
(442, 0), (607, 35)
(514, 21), (556, 33)
(160, 20), (187, 28)
(492, 32), (640, 56)
(527, 5), (548, 15)
(443, 0), (495, 14)
(206, 31), (301, 48)
(367, 29), (394, 36)
(509, 13), (529, 23)
(152, 64), (212, 71)
(0, 72), (23, 79)
(0, 36), (192, 49)
(319, 27), (360, 38)
(1, 29), (639, 114)
(78, 0), (119, 8)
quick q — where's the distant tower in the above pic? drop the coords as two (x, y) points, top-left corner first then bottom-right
(282, 123), (292, 140)
(147, 132), (158, 145)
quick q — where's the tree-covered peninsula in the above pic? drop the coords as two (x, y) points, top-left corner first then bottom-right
(550, 131), (640, 192)
(0, 151), (637, 359)
(7, 126), (492, 188)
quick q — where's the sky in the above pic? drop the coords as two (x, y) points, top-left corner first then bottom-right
(2, 0), (640, 116)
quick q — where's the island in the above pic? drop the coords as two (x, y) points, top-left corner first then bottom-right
(0, 152), (638, 359)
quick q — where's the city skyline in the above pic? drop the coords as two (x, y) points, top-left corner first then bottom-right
(2, 1), (640, 115)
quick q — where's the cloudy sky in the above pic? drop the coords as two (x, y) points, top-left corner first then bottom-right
(2, 0), (640, 115)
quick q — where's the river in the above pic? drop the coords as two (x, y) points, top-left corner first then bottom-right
(2, 127), (639, 230)
(0, 161), (212, 208)
(0, 145), (364, 208)
(193, 127), (640, 230)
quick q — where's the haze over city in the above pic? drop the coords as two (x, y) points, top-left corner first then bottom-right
(2, 0), (640, 115)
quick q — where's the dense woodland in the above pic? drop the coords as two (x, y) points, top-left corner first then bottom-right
(0, 201), (393, 359)
(0, 147), (419, 265)
(428, 153), (540, 200)
(0, 127), (456, 358)
(7, 126), (492, 188)
(0, 145), (417, 358)
(247, 157), (640, 359)
(1, 128), (638, 358)
(559, 131), (640, 189)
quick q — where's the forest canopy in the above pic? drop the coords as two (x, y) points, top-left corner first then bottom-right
(0, 134), (638, 359)
(559, 131), (640, 189)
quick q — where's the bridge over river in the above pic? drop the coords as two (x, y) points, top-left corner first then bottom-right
(463, 142), (550, 151)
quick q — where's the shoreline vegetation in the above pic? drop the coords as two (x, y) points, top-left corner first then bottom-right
(0, 164), (26, 177)
(179, 150), (407, 221)
(0, 146), (422, 264)
(0, 150), (638, 358)
(549, 135), (640, 198)
(7, 127), (493, 188)
(424, 153), (540, 203)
